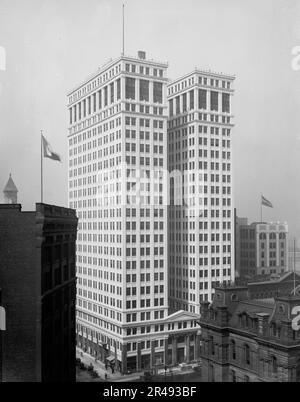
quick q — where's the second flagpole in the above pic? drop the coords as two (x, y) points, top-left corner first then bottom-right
(41, 130), (43, 203)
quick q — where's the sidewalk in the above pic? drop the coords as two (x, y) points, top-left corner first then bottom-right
(76, 347), (143, 382)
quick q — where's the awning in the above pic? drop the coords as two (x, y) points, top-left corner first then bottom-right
(106, 356), (115, 362)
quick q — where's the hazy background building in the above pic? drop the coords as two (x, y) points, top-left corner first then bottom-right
(288, 247), (300, 273)
(235, 216), (288, 279)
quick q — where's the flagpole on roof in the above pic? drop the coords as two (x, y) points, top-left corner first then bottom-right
(122, 3), (125, 56)
(260, 193), (263, 223)
(294, 238), (296, 296)
(41, 130), (43, 204)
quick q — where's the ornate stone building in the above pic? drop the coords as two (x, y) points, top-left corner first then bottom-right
(199, 284), (300, 382)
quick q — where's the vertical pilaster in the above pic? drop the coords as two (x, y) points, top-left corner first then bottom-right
(150, 340), (155, 370)
(136, 342), (142, 372)
(172, 336), (178, 366)
(185, 335), (190, 363)
(121, 343), (127, 374)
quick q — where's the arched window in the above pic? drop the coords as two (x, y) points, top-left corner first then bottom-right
(209, 335), (215, 356)
(272, 356), (278, 374)
(244, 344), (250, 365)
(244, 375), (250, 382)
(231, 370), (236, 382)
(231, 340), (236, 360)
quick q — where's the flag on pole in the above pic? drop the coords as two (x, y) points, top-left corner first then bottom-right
(42, 135), (61, 162)
(261, 195), (273, 208)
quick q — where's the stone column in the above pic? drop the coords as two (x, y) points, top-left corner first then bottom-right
(164, 337), (169, 366)
(150, 340), (155, 370)
(185, 335), (190, 363)
(121, 343), (127, 374)
(114, 340), (118, 371)
(195, 332), (201, 361)
(136, 342), (142, 372)
(172, 336), (178, 366)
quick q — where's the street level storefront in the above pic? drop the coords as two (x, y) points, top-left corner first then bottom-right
(76, 310), (201, 373)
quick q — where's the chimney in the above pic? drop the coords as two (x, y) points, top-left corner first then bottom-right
(138, 51), (146, 60)
(257, 313), (269, 335)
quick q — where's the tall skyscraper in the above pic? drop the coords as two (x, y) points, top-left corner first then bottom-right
(67, 52), (200, 373)
(167, 70), (235, 313)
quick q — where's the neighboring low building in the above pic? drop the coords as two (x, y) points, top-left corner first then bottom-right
(0, 289), (5, 382)
(235, 216), (288, 279)
(247, 271), (300, 299)
(0, 203), (78, 382)
(199, 284), (300, 382)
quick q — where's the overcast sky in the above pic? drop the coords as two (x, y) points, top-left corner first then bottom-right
(0, 0), (300, 244)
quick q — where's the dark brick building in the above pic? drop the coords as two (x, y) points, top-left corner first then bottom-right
(0, 203), (77, 382)
(199, 284), (300, 382)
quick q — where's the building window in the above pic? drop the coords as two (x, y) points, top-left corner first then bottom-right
(104, 87), (108, 106)
(169, 99), (173, 116)
(176, 96), (180, 114)
(110, 82), (114, 104)
(182, 93), (187, 112)
(210, 91), (218, 111)
(231, 340), (236, 360)
(231, 370), (236, 382)
(244, 344), (250, 365)
(199, 89), (207, 109)
(153, 82), (163, 103)
(125, 77), (135, 100)
(222, 93), (230, 113)
(208, 335), (215, 355)
(272, 356), (278, 375)
(189, 90), (194, 110)
(140, 79), (149, 101)
(98, 90), (102, 110)
(117, 79), (121, 100)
